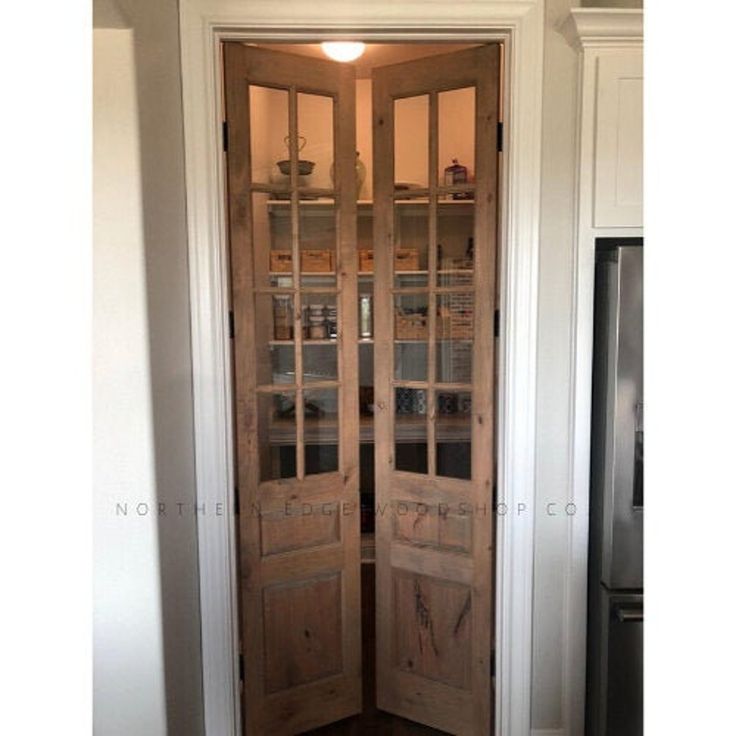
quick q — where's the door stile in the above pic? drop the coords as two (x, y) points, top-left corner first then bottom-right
(223, 45), (265, 736)
(470, 46), (501, 733)
(288, 86), (306, 481)
(334, 61), (362, 693)
(427, 91), (439, 478)
(371, 69), (395, 706)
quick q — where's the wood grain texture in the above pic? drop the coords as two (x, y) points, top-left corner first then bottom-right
(305, 565), (449, 736)
(392, 571), (472, 691)
(263, 574), (343, 693)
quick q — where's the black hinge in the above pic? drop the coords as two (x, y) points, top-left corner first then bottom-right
(234, 486), (240, 516)
(494, 309), (500, 337)
(238, 653), (245, 681)
(222, 121), (229, 153)
(228, 310), (235, 339)
(496, 121), (504, 153)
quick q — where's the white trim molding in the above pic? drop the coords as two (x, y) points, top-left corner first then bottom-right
(179, 2), (544, 734)
(562, 10), (643, 736)
(562, 8), (644, 49)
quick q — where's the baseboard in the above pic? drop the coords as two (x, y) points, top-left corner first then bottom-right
(531, 729), (566, 736)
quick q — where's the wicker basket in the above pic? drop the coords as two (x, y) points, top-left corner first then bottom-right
(359, 249), (374, 273)
(301, 249), (333, 273)
(437, 301), (473, 339)
(394, 248), (420, 271)
(395, 312), (428, 340)
(269, 250), (293, 273)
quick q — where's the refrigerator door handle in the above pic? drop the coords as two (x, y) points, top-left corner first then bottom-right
(632, 401), (644, 510)
(614, 605), (644, 623)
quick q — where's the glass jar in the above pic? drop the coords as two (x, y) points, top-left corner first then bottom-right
(272, 296), (293, 341)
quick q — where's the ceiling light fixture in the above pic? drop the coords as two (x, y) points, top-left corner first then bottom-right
(321, 42), (366, 63)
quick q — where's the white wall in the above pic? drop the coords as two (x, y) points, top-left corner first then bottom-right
(94, 27), (168, 735)
(93, 0), (203, 734)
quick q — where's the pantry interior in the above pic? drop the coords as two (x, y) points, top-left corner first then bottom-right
(248, 43), (481, 541)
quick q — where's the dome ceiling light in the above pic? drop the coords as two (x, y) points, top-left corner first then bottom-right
(321, 42), (366, 63)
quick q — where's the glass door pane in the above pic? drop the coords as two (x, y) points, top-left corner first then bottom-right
(304, 388), (339, 475)
(437, 87), (476, 197)
(258, 391), (297, 481)
(387, 87), (479, 479)
(249, 85), (289, 189)
(395, 95), (428, 190)
(435, 390), (472, 480)
(394, 387), (428, 474)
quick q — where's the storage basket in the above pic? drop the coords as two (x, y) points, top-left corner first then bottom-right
(269, 250), (293, 273)
(301, 249), (333, 273)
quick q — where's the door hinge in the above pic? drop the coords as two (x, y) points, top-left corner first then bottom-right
(228, 309), (235, 339)
(496, 121), (504, 153)
(234, 485), (240, 516)
(222, 121), (229, 153)
(239, 652), (245, 682)
(494, 309), (500, 338)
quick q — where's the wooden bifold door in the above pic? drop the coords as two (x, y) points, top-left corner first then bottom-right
(224, 43), (500, 736)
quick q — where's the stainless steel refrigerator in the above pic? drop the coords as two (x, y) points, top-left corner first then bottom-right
(586, 240), (643, 736)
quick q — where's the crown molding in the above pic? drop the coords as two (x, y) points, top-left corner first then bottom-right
(561, 8), (643, 49)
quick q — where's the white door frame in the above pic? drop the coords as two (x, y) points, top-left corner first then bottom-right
(179, 2), (545, 734)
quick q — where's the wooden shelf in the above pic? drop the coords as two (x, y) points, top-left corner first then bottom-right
(267, 199), (474, 206)
(359, 270), (429, 277)
(268, 338), (469, 345)
(268, 339), (338, 346)
(267, 414), (471, 445)
(267, 271), (434, 278)
(266, 199), (475, 218)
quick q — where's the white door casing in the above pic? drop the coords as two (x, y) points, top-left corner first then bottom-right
(179, 1), (546, 734)
(559, 9), (643, 736)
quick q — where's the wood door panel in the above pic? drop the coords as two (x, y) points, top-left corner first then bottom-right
(391, 500), (473, 554)
(258, 470), (345, 500)
(224, 42), (361, 735)
(262, 676), (362, 735)
(393, 571), (472, 690)
(260, 505), (342, 557)
(258, 544), (344, 586)
(390, 542), (474, 586)
(379, 670), (473, 736)
(373, 44), (500, 735)
(263, 573), (343, 693)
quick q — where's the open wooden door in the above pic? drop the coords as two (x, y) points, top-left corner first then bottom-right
(223, 44), (361, 735)
(372, 45), (501, 735)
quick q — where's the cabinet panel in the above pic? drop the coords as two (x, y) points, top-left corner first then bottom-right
(594, 51), (643, 227)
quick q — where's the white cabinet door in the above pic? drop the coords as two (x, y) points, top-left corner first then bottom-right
(594, 51), (643, 228)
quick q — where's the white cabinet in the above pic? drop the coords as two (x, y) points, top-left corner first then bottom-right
(593, 50), (643, 227)
(566, 8), (644, 231)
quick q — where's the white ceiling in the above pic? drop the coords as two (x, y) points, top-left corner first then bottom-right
(250, 43), (482, 79)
